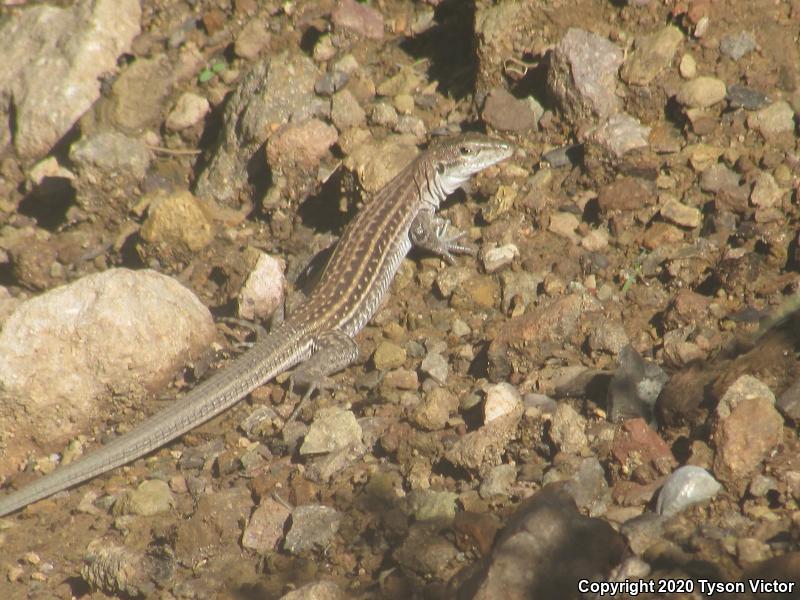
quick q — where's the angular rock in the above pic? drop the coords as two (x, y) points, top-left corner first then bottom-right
(549, 403), (588, 454)
(0, 0), (141, 159)
(747, 101), (795, 137)
(548, 28), (623, 121)
(332, 0), (384, 40)
(237, 253), (286, 321)
(195, 54), (321, 205)
(266, 119), (338, 171)
(300, 407), (362, 455)
(588, 113), (650, 158)
(284, 505), (342, 554)
(621, 26), (683, 86)
(482, 87), (538, 132)
(712, 375), (783, 486)
(242, 497), (292, 553)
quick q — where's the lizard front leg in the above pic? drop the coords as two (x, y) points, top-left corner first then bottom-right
(409, 209), (475, 264)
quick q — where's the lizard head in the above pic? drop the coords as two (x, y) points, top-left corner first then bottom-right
(427, 133), (514, 196)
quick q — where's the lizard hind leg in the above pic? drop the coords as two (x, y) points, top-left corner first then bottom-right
(287, 329), (359, 417)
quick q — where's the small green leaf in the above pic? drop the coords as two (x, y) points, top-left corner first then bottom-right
(211, 61), (227, 73)
(198, 68), (214, 83)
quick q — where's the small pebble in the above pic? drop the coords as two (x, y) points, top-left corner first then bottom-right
(679, 54), (697, 79)
(656, 465), (722, 517)
(676, 76), (726, 108)
(484, 382), (522, 423)
(481, 244), (519, 272)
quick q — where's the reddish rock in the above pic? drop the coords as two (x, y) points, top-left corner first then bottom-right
(611, 418), (677, 479)
(332, 0), (384, 39)
(597, 177), (654, 212)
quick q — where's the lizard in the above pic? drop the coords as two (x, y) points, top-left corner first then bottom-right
(0, 132), (513, 517)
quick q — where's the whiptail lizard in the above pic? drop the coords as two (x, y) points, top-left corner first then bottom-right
(0, 133), (513, 517)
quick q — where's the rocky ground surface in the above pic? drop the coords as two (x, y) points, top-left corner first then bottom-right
(0, 0), (799, 598)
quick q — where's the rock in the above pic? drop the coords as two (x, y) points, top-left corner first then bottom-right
(237, 253), (286, 321)
(747, 101), (795, 137)
(278, 581), (344, 600)
(727, 84), (770, 110)
(113, 480), (176, 516)
(712, 375), (783, 486)
(548, 28), (624, 121)
(173, 487), (253, 565)
(312, 35), (336, 63)
(607, 346), (667, 422)
(480, 244), (519, 272)
(548, 212), (580, 242)
(0, 0), (140, 159)
(676, 76), (727, 108)
(314, 71), (349, 96)
(331, 0), (383, 40)
(109, 57), (174, 132)
(455, 487), (626, 599)
(407, 490), (459, 523)
(330, 91), (366, 133)
(373, 341), (407, 370)
(587, 322), (629, 357)
(411, 387), (458, 430)
(139, 190), (215, 256)
(700, 163), (741, 193)
(479, 464), (517, 498)
(266, 119), (338, 171)
(195, 54), (321, 205)
(656, 465), (722, 516)
(719, 31), (757, 61)
(679, 54), (697, 78)
(750, 171), (783, 208)
(393, 93), (415, 115)
(611, 418), (676, 478)
(484, 382), (522, 423)
(549, 403), (588, 454)
(382, 368), (418, 390)
(284, 505), (342, 554)
(370, 102), (399, 128)
(445, 403), (523, 471)
(394, 525), (459, 577)
(165, 92), (210, 131)
(421, 351), (449, 384)
(777, 379), (800, 421)
(598, 177), (654, 212)
(0, 269), (215, 472)
(332, 0), (384, 39)
(621, 26), (683, 86)
(580, 228), (609, 251)
(563, 457), (610, 515)
(660, 197), (702, 228)
(588, 113), (650, 158)
(69, 130), (152, 221)
(241, 497), (292, 553)
(481, 87), (538, 132)
(300, 407), (362, 455)
(234, 18), (270, 60)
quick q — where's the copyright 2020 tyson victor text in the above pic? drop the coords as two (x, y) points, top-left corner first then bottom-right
(578, 578), (796, 596)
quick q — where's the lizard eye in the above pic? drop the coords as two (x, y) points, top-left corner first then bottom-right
(459, 145), (474, 155)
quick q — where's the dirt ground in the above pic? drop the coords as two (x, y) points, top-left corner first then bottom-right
(0, 0), (799, 598)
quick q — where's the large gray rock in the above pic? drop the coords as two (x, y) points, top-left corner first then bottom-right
(0, 0), (141, 160)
